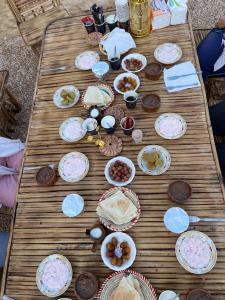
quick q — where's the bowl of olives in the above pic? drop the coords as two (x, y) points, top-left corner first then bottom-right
(104, 156), (136, 187)
(113, 72), (140, 94)
(101, 232), (136, 271)
(53, 85), (80, 108)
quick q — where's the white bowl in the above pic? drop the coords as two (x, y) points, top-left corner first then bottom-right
(101, 232), (136, 271)
(59, 117), (87, 142)
(159, 290), (179, 300)
(62, 193), (84, 218)
(113, 72), (140, 95)
(104, 156), (136, 187)
(53, 85), (80, 109)
(121, 53), (147, 73)
(58, 152), (89, 183)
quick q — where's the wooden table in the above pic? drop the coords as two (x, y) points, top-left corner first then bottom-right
(2, 16), (225, 300)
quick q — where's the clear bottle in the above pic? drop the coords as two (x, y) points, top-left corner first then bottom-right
(129, 0), (151, 37)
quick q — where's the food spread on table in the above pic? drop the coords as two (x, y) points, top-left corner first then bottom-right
(35, 2), (217, 298)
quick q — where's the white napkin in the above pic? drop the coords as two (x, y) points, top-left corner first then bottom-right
(2, 296), (15, 300)
(101, 27), (136, 58)
(214, 39), (225, 72)
(164, 61), (201, 92)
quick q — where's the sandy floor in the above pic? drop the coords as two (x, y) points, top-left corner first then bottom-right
(0, 0), (224, 230)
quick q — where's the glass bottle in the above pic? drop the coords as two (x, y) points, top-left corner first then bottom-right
(129, 0), (151, 37)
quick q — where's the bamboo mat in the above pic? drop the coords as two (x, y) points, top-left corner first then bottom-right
(1, 16), (225, 300)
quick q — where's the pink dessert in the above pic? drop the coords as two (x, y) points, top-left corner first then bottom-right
(159, 45), (180, 62)
(64, 120), (85, 140)
(180, 236), (212, 269)
(159, 116), (183, 137)
(78, 54), (98, 69)
(63, 155), (86, 179)
(42, 259), (69, 291)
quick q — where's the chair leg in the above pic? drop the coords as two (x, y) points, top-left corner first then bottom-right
(5, 89), (21, 113)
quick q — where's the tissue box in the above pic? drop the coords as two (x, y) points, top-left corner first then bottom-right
(167, 0), (188, 25)
(150, 0), (171, 30)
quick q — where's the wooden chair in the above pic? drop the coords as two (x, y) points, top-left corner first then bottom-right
(6, 0), (69, 49)
(193, 29), (225, 102)
(0, 70), (21, 137)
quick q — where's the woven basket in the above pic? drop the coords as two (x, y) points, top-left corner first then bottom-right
(98, 187), (141, 232)
(97, 270), (157, 300)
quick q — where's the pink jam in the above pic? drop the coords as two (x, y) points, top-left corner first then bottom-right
(159, 46), (179, 62)
(42, 259), (69, 291)
(64, 120), (85, 140)
(159, 116), (183, 137)
(78, 55), (97, 69)
(63, 156), (86, 178)
(180, 236), (212, 269)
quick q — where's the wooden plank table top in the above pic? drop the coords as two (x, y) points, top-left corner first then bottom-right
(2, 15), (225, 300)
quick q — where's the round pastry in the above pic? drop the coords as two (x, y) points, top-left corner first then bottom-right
(99, 135), (123, 157)
(104, 106), (125, 126)
(36, 166), (57, 186)
(187, 289), (213, 300)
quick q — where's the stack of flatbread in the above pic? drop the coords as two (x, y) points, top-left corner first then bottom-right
(97, 190), (138, 225)
(84, 86), (111, 107)
(108, 275), (143, 300)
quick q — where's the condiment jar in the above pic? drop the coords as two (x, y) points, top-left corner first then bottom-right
(86, 224), (107, 252)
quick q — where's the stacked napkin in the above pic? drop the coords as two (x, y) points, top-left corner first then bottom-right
(100, 28), (136, 58)
(164, 61), (201, 93)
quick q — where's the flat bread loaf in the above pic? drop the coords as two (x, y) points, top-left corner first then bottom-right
(108, 275), (141, 300)
(84, 86), (105, 106)
(96, 190), (137, 225)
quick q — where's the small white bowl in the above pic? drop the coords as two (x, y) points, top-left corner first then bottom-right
(62, 194), (84, 218)
(159, 290), (179, 300)
(105, 156), (136, 187)
(53, 85), (80, 109)
(122, 53), (147, 73)
(101, 232), (136, 271)
(113, 72), (140, 95)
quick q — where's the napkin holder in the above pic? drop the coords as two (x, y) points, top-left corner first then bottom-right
(150, 0), (171, 30)
(167, 0), (188, 25)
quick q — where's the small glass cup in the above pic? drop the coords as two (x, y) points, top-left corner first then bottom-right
(82, 118), (98, 135)
(132, 129), (143, 144)
(120, 116), (135, 135)
(81, 16), (95, 34)
(88, 105), (102, 125)
(95, 22), (106, 34)
(108, 55), (121, 70)
(92, 61), (109, 81)
(124, 91), (139, 109)
(101, 115), (116, 134)
(106, 14), (118, 31)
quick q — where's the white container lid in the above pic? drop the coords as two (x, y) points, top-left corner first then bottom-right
(62, 194), (84, 217)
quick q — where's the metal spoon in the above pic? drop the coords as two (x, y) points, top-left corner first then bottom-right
(189, 216), (225, 223)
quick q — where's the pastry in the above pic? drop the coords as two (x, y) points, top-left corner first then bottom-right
(97, 190), (137, 225)
(99, 135), (122, 157)
(83, 86), (105, 106)
(109, 275), (141, 300)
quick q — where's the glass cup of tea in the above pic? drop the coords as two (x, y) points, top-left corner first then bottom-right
(92, 61), (109, 81)
(124, 91), (139, 109)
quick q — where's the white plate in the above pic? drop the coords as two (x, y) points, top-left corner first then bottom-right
(75, 51), (100, 70)
(121, 53), (147, 73)
(59, 117), (87, 142)
(53, 85), (80, 109)
(137, 145), (171, 175)
(155, 113), (187, 139)
(101, 232), (136, 271)
(113, 72), (140, 95)
(104, 156), (136, 187)
(154, 43), (182, 65)
(62, 193), (84, 217)
(36, 254), (72, 297)
(58, 152), (89, 183)
(175, 230), (217, 274)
